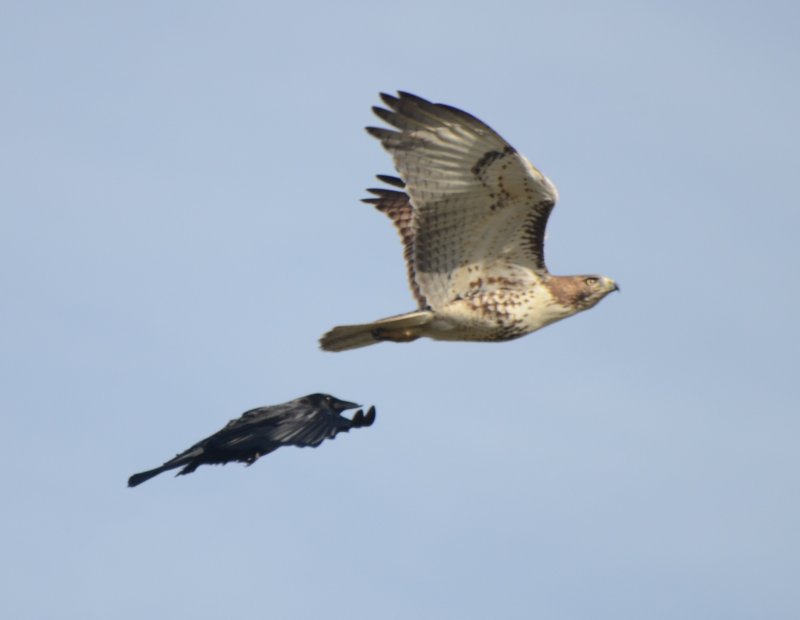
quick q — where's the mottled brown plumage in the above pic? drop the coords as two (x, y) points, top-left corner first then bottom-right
(362, 176), (426, 307)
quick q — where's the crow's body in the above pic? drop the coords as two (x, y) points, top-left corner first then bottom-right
(128, 393), (375, 487)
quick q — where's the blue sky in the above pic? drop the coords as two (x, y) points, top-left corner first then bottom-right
(2, 2), (799, 618)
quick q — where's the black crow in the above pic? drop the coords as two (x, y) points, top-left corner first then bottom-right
(128, 393), (375, 487)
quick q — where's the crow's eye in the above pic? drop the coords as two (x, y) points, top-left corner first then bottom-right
(584, 277), (599, 286)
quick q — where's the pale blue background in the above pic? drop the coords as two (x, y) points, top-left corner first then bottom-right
(3, 1), (799, 618)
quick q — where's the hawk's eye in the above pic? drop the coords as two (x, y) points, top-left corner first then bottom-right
(584, 277), (599, 286)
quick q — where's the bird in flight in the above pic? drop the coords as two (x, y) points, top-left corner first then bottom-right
(320, 92), (618, 352)
(128, 393), (375, 487)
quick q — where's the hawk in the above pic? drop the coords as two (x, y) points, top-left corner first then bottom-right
(128, 394), (375, 487)
(320, 92), (618, 352)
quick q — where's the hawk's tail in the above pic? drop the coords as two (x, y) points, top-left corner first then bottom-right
(319, 310), (434, 352)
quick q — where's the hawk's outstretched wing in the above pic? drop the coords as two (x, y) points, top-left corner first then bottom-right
(368, 92), (559, 309)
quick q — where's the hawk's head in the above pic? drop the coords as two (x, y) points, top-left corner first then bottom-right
(545, 275), (619, 312)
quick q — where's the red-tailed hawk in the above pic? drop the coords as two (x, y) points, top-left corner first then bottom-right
(320, 92), (618, 352)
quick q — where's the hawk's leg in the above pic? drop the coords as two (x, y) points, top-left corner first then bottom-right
(371, 327), (422, 343)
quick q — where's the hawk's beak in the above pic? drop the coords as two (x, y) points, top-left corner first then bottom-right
(612, 281), (620, 292)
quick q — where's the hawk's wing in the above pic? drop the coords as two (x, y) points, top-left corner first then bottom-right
(368, 92), (558, 308)
(362, 175), (427, 308)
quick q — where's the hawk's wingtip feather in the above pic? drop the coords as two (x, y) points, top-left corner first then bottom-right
(396, 91), (430, 106)
(376, 174), (405, 187)
(379, 92), (399, 108)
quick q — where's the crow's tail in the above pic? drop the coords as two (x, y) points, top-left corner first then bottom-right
(128, 463), (178, 488)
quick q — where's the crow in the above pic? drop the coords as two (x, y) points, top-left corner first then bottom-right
(128, 393), (375, 487)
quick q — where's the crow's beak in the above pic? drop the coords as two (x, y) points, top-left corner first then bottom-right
(333, 399), (361, 412)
